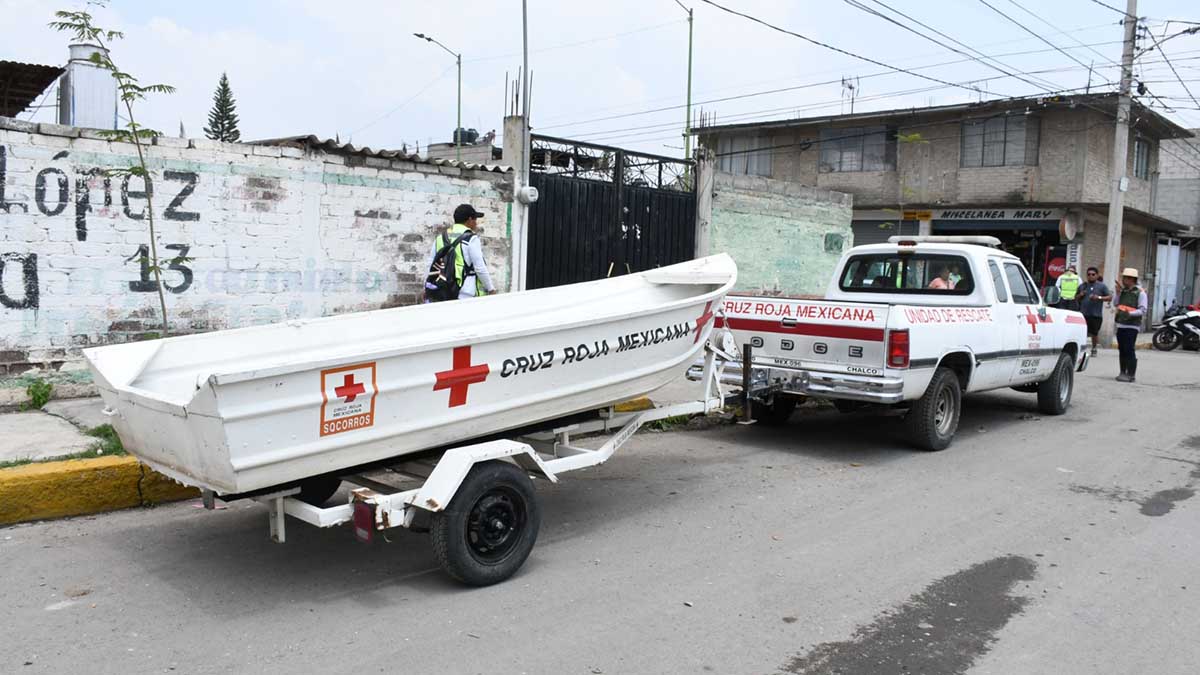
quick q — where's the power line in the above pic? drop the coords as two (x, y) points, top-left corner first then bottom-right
(465, 20), (684, 63)
(844, 0), (1065, 92)
(349, 63), (455, 136)
(697, 0), (1010, 97)
(1004, 0), (1121, 70)
(539, 37), (1134, 133)
(1140, 25), (1200, 110)
(976, 0), (1101, 79)
(1086, 0), (1133, 18)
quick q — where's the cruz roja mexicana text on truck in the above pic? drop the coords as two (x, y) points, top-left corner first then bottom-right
(718, 236), (1089, 450)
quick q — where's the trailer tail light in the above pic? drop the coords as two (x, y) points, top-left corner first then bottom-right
(352, 502), (375, 543)
(887, 329), (910, 369)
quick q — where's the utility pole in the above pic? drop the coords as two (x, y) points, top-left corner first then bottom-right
(1100, 0), (1137, 347)
(675, 1), (694, 173)
(413, 32), (462, 162)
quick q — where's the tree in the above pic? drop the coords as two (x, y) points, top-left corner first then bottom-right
(203, 72), (241, 142)
(50, 4), (180, 337)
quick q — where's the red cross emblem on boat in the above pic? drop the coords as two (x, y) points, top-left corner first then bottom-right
(434, 345), (490, 407)
(335, 374), (366, 402)
(694, 301), (714, 343)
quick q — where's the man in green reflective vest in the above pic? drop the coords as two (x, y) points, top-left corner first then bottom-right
(424, 204), (497, 302)
(1113, 267), (1147, 383)
(1056, 265), (1082, 311)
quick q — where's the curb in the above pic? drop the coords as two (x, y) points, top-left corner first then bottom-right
(0, 456), (198, 527)
(614, 397), (655, 412)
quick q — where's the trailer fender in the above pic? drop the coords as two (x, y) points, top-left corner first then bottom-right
(411, 439), (557, 514)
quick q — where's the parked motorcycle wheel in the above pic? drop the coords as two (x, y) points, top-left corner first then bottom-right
(1152, 327), (1182, 351)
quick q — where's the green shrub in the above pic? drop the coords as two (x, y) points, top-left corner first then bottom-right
(86, 424), (126, 456)
(23, 380), (54, 410)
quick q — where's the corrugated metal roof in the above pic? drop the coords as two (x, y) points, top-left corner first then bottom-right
(249, 135), (513, 173)
(0, 61), (64, 118)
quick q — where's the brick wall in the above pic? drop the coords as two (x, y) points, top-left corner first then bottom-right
(710, 172), (853, 296)
(0, 118), (513, 401)
(1155, 133), (1200, 227)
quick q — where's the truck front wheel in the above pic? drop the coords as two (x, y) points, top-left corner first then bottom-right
(430, 460), (541, 587)
(905, 367), (962, 451)
(1036, 352), (1074, 415)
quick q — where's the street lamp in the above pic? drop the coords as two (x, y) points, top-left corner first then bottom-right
(413, 32), (462, 162)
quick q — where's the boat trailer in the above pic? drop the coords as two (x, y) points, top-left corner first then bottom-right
(237, 346), (737, 586)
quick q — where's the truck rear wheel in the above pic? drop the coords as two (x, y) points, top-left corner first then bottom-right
(752, 395), (798, 425)
(1037, 352), (1074, 415)
(430, 460), (541, 587)
(905, 367), (961, 451)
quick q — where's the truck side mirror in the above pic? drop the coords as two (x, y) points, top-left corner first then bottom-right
(1043, 286), (1061, 307)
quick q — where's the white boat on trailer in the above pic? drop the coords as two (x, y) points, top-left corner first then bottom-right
(85, 254), (737, 585)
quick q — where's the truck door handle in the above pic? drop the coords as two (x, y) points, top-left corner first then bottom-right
(781, 318), (798, 327)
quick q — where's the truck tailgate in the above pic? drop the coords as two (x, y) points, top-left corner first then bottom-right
(719, 296), (891, 376)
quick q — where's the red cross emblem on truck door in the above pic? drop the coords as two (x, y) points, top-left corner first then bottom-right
(434, 345), (490, 407)
(335, 374), (366, 402)
(694, 301), (714, 343)
(1024, 305), (1052, 333)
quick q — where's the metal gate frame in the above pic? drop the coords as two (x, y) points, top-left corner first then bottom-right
(527, 134), (696, 289)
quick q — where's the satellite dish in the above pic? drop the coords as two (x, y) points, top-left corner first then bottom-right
(1059, 212), (1080, 241)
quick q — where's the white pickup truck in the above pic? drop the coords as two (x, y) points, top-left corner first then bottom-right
(718, 236), (1089, 450)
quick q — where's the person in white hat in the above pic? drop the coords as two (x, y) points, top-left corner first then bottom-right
(1112, 267), (1147, 382)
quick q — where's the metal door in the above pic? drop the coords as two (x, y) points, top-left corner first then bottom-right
(526, 135), (696, 290)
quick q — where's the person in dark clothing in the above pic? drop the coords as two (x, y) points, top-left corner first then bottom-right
(1113, 267), (1147, 383)
(1077, 267), (1112, 357)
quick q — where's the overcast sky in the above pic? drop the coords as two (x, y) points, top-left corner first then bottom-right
(5, 0), (1199, 157)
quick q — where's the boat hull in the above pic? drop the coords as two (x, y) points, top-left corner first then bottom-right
(86, 255), (736, 494)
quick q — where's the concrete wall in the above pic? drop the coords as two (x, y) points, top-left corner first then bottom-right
(0, 117), (513, 399)
(1156, 132), (1200, 228)
(709, 172), (852, 297)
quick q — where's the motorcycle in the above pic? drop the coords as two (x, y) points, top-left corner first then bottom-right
(1152, 308), (1200, 352)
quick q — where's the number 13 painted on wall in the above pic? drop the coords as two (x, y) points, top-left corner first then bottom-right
(126, 244), (193, 293)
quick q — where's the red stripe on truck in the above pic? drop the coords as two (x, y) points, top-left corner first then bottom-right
(715, 317), (886, 342)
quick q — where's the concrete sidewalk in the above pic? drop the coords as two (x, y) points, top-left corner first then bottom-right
(0, 397), (196, 525)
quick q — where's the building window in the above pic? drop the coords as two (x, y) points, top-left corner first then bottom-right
(716, 134), (771, 176)
(1133, 138), (1151, 179)
(819, 126), (896, 173)
(961, 115), (1039, 167)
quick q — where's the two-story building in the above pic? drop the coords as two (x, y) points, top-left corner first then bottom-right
(695, 93), (1194, 304)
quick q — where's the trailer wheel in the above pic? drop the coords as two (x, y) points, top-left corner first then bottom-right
(905, 367), (961, 451)
(1036, 352), (1074, 415)
(431, 460), (541, 587)
(297, 476), (342, 506)
(752, 395), (798, 425)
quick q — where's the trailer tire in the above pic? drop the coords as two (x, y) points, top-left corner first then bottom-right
(905, 367), (961, 452)
(1037, 352), (1074, 416)
(431, 460), (541, 587)
(752, 395), (798, 425)
(297, 477), (342, 506)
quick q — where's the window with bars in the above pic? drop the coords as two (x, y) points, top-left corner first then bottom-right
(716, 134), (771, 176)
(818, 126), (896, 173)
(960, 115), (1040, 167)
(1133, 138), (1151, 179)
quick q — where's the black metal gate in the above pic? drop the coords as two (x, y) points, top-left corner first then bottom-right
(527, 135), (696, 289)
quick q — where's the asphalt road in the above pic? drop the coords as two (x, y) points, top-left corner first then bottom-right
(4, 349), (1199, 674)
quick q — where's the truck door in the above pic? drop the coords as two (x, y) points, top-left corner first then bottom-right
(1003, 261), (1049, 384)
(977, 259), (1019, 389)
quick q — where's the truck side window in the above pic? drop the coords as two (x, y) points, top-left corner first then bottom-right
(1003, 263), (1035, 304)
(988, 260), (1009, 303)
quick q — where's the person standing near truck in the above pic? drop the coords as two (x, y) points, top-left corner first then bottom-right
(1113, 268), (1147, 383)
(1077, 267), (1111, 357)
(1056, 265), (1082, 311)
(424, 204), (497, 302)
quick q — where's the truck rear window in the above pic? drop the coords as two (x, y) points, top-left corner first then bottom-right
(840, 254), (974, 295)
